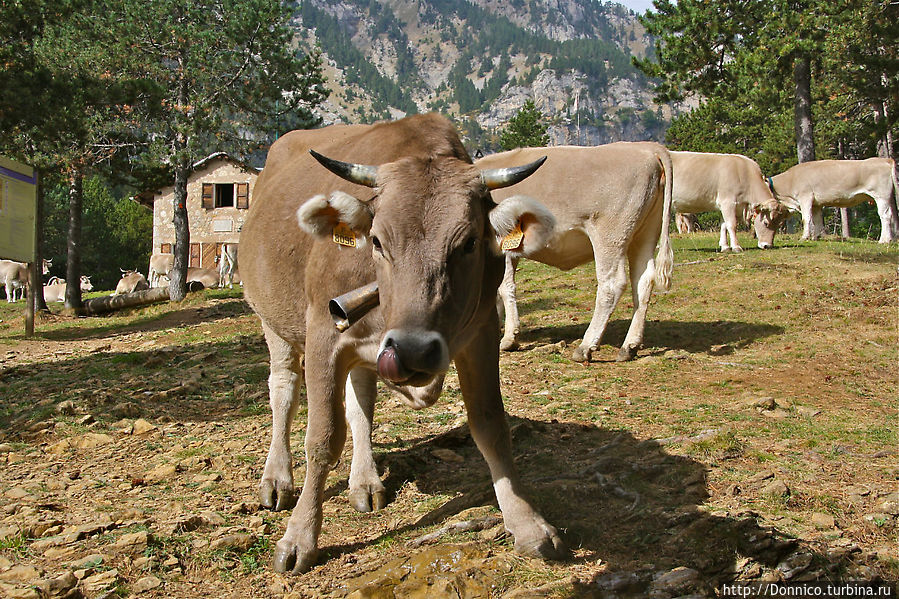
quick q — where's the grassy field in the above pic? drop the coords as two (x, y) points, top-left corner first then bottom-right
(0, 232), (896, 598)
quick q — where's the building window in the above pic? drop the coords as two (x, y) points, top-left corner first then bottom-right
(215, 183), (234, 208)
(202, 182), (250, 210)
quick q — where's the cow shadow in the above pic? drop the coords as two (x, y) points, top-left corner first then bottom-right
(318, 417), (843, 589)
(515, 319), (783, 356)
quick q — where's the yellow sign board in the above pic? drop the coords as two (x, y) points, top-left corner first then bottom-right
(0, 156), (37, 263)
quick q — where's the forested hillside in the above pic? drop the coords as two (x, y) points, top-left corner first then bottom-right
(291, 0), (676, 151)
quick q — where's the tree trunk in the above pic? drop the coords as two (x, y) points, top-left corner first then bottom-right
(64, 169), (84, 311)
(169, 164), (190, 301)
(793, 55), (816, 164)
(83, 286), (171, 316)
(34, 169), (49, 312)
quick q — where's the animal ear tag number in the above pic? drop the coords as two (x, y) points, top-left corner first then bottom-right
(333, 222), (357, 248)
(501, 222), (524, 251)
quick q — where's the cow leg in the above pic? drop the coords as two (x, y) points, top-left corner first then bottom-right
(811, 205), (825, 240)
(799, 197), (814, 240)
(345, 367), (387, 512)
(573, 239), (627, 362)
(874, 197), (898, 243)
(497, 255), (521, 351)
(455, 321), (567, 560)
(259, 322), (304, 512)
(274, 338), (347, 574)
(719, 201), (743, 252)
(5, 281), (13, 303)
(618, 238), (658, 362)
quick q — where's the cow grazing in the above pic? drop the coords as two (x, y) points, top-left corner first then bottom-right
(216, 243), (239, 288)
(764, 158), (899, 243)
(186, 266), (220, 290)
(43, 276), (93, 303)
(240, 113), (562, 574)
(114, 269), (149, 295)
(477, 143), (674, 362)
(670, 151), (788, 251)
(1, 258), (51, 302)
(148, 253), (174, 287)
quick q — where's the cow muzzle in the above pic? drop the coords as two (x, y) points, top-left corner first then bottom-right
(377, 329), (449, 386)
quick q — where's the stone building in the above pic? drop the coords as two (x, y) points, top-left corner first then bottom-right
(136, 153), (259, 269)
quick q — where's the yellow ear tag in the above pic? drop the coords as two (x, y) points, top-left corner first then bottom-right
(500, 222), (524, 251)
(333, 222), (357, 248)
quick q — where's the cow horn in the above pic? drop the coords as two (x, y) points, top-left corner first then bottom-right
(480, 156), (547, 190)
(310, 150), (378, 188)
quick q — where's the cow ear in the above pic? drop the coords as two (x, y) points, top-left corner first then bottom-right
(297, 191), (373, 247)
(488, 195), (555, 257)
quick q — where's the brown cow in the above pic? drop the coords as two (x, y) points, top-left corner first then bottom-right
(478, 143), (674, 362)
(240, 114), (561, 574)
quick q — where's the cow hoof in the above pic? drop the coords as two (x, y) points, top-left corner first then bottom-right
(570, 346), (591, 363)
(732, 246), (744, 253)
(348, 488), (388, 513)
(616, 346), (637, 362)
(513, 524), (568, 561)
(260, 480), (296, 511)
(499, 336), (519, 352)
(273, 540), (318, 575)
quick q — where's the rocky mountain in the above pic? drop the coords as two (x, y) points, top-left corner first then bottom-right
(291, 0), (680, 151)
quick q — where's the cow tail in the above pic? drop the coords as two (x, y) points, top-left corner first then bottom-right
(654, 149), (674, 292)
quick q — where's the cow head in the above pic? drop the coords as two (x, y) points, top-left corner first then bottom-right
(297, 150), (554, 387)
(79, 276), (93, 292)
(42, 258), (52, 275)
(752, 199), (792, 249)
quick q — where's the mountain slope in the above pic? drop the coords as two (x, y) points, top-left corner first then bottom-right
(292, 0), (676, 150)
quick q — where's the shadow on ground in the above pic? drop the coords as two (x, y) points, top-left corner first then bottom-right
(310, 417), (848, 595)
(515, 319), (784, 355)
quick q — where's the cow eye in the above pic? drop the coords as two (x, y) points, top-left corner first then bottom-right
(371, 236), (383, 254)
(463, 236), (477, 254)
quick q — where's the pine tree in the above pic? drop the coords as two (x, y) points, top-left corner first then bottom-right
(499, 100), (550, 150)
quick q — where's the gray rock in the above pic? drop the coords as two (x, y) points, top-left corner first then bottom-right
(132, 575), (162, 593)
(209, 532), (256, 553)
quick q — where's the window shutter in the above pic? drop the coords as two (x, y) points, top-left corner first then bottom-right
(236, 182), (249, 209)
(190, 243), (201, 267)
(160, 243), (172, 254)
(202, 183), (214, 210)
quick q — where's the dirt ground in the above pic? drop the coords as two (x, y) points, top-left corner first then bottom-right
(0, 235), (896, 598)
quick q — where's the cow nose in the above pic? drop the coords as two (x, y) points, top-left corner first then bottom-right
(377, 329), (449, 385)
(758, 242), (772, 250)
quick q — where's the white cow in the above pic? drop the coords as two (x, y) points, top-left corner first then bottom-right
(1, 258), (51, 302)
(670, 151), (788, 251)
(187, 266), (220, 289)
(478, 142), (674, 362)
(766, 158), (899, 243)
(216, 243), (239, 288)
(114, 269), (149, 295)
(43, 276), (93, 303)
(148, 253), (174, 287)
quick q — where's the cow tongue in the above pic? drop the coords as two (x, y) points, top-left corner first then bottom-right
(377, 346), (410, 383)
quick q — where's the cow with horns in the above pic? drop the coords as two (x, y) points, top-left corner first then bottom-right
(240, 114), (563, 574)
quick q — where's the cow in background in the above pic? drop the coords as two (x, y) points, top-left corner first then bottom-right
(670, 151), (788, 251)
(114, 269), (149, 295)
(43, 276), (93, 303)
(478, 142), (674, 362)
(186, 266), (220, 290)
(675, 213), (699, 234)
(1, 258), (51, 302)
(764, 158), (899, 243)
(148, 253), (174, 287)
(216, 243), (239, 288)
